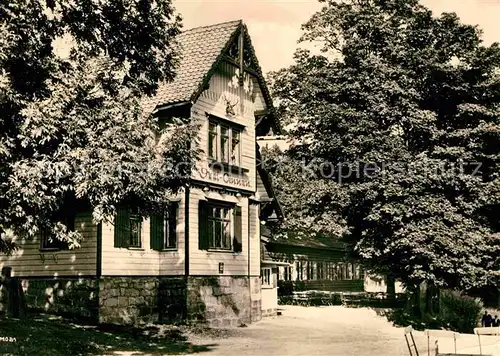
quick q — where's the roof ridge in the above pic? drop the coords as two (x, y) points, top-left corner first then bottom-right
(182, 19), (242, 33)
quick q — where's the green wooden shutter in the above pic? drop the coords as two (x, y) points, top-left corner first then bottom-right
(114, 207), (130, 248)
(168, 203), (178, 248)
(233, 205), (242, 252)
(198, 201), (209, 250)
(150, 213), (164, 250)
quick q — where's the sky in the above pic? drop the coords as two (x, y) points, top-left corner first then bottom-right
(174, 0), (500, 74)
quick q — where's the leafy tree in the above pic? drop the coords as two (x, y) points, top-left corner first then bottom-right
(268, 0), (500, 292)
(261, 145), (347, 240)
(0, 0), (198, 254)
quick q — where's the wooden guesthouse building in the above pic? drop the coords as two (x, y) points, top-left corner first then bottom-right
(0, 20), (284, 327)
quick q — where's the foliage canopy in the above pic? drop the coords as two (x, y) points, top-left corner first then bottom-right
(267, 0), (500, 290)
(0, 0), (198, 253)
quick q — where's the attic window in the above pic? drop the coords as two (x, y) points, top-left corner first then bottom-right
(208, 119), (242, 167)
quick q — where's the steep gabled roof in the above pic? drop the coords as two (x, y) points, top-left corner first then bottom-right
(142, 19), (281, 134)
(142, 20), (240, 115)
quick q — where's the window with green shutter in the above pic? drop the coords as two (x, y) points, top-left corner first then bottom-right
(198, 200), (240, 252)
(129, 211), (142, 248)
(150, 203), (178, 251)
(114, 207), (142, 248)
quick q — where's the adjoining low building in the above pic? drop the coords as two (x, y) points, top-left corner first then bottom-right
(0, 19), (285, 327)
(255, 150), (289, 316)
(263, 235), (366, 292)
(257, 133), (404, 297)
(261, 234), (405, 295)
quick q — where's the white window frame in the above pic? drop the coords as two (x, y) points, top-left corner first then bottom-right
(129, 211), (142, 248)
(208, 119), (242, 166)
(207, 204), (233, 251)
(283, 266), (293, 281)
(261, 267), (272, 288)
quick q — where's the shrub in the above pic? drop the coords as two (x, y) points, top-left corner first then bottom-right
(276, 280), (306, 297)
(439, 290), (483, 334)
(388, 289), (484, 333)
(277, 281), (294, 296)
(294, 281), (306, 292)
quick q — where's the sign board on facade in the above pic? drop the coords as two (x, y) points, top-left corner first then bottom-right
(196, 166), (251, 188)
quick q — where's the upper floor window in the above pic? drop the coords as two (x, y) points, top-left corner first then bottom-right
(150, 203), (178, 250)
(208, 120), (241, 166)
(114, 207), (142, 249)
(198, 200), (242, 252)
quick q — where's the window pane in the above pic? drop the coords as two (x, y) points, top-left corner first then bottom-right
(231, 130), (240, 166)
(165, 205), (177, 249)
(223, 220), (231, 249)
(262, 268), (272, 286)
(220, 126), (229, 163)
(208, 220), (215, 248)
(346, 263), (352, 280)
(130, 215), (141, 248)
(208, 122), (217, 159)
(214, 220), (222, 248)
(353, 265), (359, 280)
(206, 203), (235, 250)
(222, 208), (230, 221)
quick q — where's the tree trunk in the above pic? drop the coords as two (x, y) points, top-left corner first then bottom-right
(411, 283), (422, 318)
(435, 288), (440, 314)
(386, 274), (396, 303)
(1, 267), (26, 319)
(425, 283), (432, 314)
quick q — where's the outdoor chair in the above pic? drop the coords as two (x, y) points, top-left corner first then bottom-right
(405, 326), (420, 356)
(423, 327), (498, 356)
(472, 327), (500, 356)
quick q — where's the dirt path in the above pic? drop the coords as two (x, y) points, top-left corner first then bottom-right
(187, 305), (431, 356)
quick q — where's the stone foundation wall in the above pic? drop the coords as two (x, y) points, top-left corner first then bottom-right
(158, 277), (187, 323)
(99, 277), (158, 325)
(99, 277), (187, 325)
(1, 275), (264, 327)
(250, 277), (262, 322)
(18, 278), (98, 321)
(187, 276), (253, 327)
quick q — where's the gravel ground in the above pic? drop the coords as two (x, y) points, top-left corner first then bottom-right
(186, 305), (432, 356)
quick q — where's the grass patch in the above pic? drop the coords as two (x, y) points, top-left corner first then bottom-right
(0, 314), (217, 355)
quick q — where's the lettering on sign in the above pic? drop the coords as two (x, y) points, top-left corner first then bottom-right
(198, 167), (251, 188)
